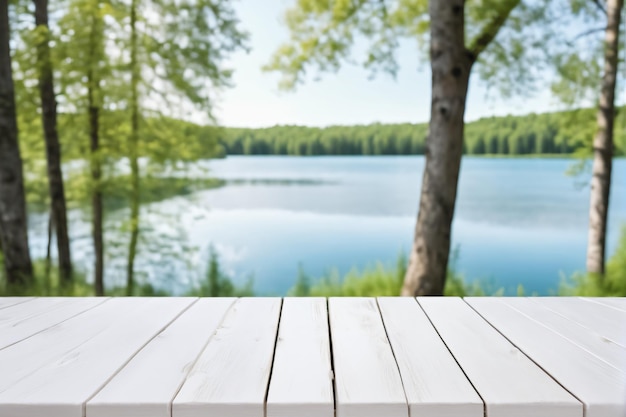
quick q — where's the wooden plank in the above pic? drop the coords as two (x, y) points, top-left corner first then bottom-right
(377, 297), (483, 417)
(0, 298), (142, 393)
(328, 297), (407, 417)
(87, 298), (236, 417)
(0, 297), (107, 349)
(501, 297), (626, 371)
(0, 297), (68, 326)
(418, 297), (581, 417)
(581, 297), (626, 313)
(467, 297), (626, 417)
(0, 297), (195, 417)
(0, 297), (34, 310)
(532, 297), (626, 347)
(173, 298), (282, 417)
(266, 298), (333, 417)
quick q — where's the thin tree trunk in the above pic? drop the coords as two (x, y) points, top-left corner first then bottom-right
(126, 0), (140, 296)
(586, 0), (623, 276)
(402, 1), (472, 296)
(44, 207), (53, 295)
(87, 2), (104, 296)
(0, 0), (34, 289)
(33, 0), (72, 288)
(88, 72), (104, 296)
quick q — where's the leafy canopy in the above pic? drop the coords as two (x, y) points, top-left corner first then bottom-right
(264, 0), (555, 96)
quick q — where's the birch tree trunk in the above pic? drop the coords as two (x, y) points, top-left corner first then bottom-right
(586, 0), (623, 276)
(401, 0), (471, 296)
(0, 0), (34, 288)
(34, 0), (73, 287)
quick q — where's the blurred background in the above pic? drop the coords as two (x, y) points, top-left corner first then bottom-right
(1, 0), (624, 297)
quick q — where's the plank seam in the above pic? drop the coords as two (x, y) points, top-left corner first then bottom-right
(326, 298), (337, 417)
(82, 297), (201, 417)
(264, 297), (285, 417)
(414, 298), (487, 417)
(0, 298), (35, 311)
(168, 297), (239, 417)
(500, 298), (625, 373)
(462, 298), (587, 416)
(528, 298), (626, 348)
(578, 297), (626, 313)
(0, 298), (111, 352)
(374, 298), (410, 417)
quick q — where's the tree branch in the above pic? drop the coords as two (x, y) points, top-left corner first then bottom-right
(590, 0), (607, 15)
(466, 0), (520, 61)
(572, 26), (607, 41)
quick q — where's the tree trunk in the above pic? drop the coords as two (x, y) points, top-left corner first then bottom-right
(44, 207), (53, 295)
(33, 0), (73, 287)
(88, 71), (104, 296)
(87, 1), (104, 296)
(402, 0), (472, 296)
(126, 0), (140, 296)
(0, 0), (34, 288)
(586, 0), (623, 276)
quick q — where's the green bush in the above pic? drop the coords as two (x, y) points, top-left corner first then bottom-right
(287, 251), (502, 297)
(187, 246), (254, 297)
(560, 227), (626, 296)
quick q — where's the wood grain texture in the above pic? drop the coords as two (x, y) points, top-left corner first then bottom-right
(173, 298), (282, 417)
(532, 297), (626, 347)
(581, 297), (626, 312)
(87, 297), (236, 417)
(329, 297), (408, 417)
(377, 297), (483, 417)
(266, 298), (333, 417)
(0, 297), (195, 417)
(0, 297), (106, 349)
(501, 297), (626, 371)
(418, 297), (581, 417)
(0, 297), (68, 324)
(468, 297), (626, 417)
(0, 297), (34, 310)
(0, 298), (139, 393)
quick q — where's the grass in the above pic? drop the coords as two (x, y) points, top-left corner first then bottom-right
(288, 250), (509, 297)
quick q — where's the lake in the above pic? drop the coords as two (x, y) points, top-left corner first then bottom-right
(28, 156), (626, 295)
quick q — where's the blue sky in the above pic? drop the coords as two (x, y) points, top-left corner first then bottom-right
(214, 0), (568, 128)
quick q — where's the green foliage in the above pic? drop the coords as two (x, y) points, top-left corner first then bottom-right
(265, 0), (556, 97)
(187, 246), (254, 297)
(25, 170), (224, 212)
(560, 227), (626, 296)
(287, 251), (503, 297)
(288, 264), (311, 296)
(219, 107), (624, 156)
(0, 258), (90, 296)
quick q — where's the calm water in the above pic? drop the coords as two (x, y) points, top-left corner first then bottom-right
(29, 156), (626, 295)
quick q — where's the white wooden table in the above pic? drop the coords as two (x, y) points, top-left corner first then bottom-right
(0, 296), (624, 417)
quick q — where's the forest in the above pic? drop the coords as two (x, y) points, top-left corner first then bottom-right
(220, 107), (626, 156)
(0, 0), (625, 298)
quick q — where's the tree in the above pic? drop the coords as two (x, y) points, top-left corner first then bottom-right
(586, 0), (623, 276)
(0, 0), (33, 289)
(87, 1), (105, 296)
(119, 0), (248, 295)
(266, 0), (548, 294)
(57, 0), (111, 295)
(548, 0), (625, 276)
(126, 0), (140, 296)
(33, 0), (73, 287)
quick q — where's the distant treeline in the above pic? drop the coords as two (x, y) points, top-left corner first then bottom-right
(218, 107), (626, 156)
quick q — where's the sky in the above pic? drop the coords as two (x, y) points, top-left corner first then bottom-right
(213, 0), (571, 128)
